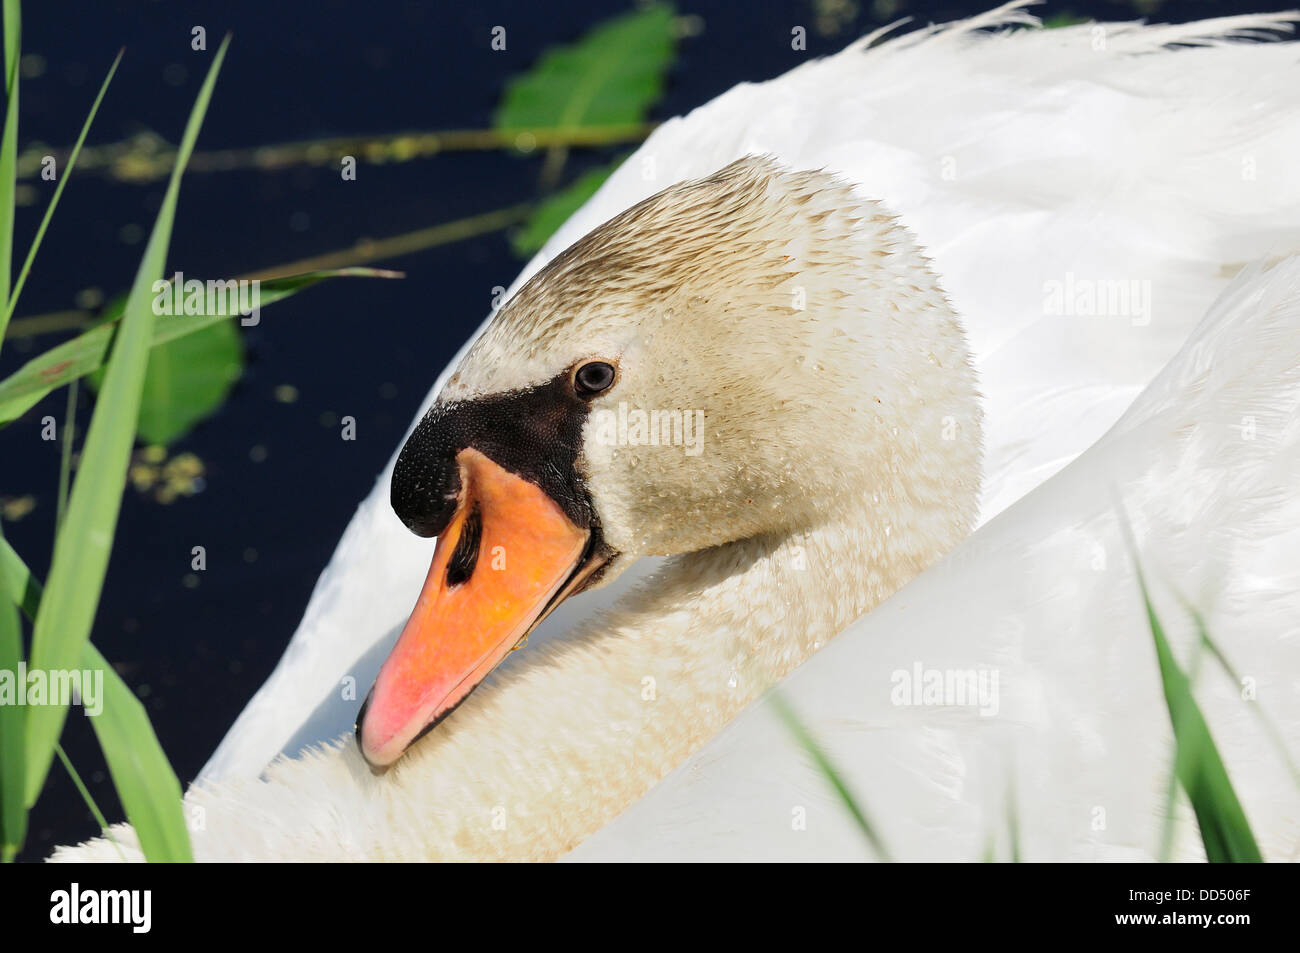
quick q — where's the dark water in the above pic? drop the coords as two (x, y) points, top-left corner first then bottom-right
(2, 0), (1287, 859)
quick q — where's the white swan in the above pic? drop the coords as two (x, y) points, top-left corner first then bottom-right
(53, 4), (1300, 861)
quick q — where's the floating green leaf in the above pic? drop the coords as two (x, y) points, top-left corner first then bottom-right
(89, 318), (243, 446)
(495, 3), (675, 183)
(494, 4), (675, 132)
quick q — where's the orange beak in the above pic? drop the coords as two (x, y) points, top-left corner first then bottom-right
(357, 447), (601, 768)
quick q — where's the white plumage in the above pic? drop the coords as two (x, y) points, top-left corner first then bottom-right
(54, 3), (1300, 861)
(572, 253), (1300, 861)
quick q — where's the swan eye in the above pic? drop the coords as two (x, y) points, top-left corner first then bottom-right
(573, 361), (616, 397)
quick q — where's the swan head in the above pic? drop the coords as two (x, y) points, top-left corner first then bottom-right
(358, 156), (982, 768)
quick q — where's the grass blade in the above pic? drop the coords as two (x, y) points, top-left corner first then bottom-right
(3, 50), (121, 326)
(84, 641), (190, 860)
(0, 0), (20, 346)
(0, 534), (38, 619)
(1114, 502), (1263, 862)
(55, 379), (77, 531)
(1191, 608), (1300, 790)
(55, 743), (123, 860)
(0, 524), (24, 861)
(21, 37), (231, 854)
(1142, 591), (1261, 860)
(0, 0), (22, 862)
(1157, 630), (1207, 862)
(0, 267), (401, 426)
(1007, 778), (1021, 863)
(1, 536), (189, 860)
(1132, 570), (1263, 861)
(768, 690), (893, 861)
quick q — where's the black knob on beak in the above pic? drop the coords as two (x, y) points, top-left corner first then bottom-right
(391, 408), (464, 538)
(389, 377), (596, 540)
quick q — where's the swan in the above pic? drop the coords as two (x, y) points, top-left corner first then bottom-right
(52, 4), (1300, 861)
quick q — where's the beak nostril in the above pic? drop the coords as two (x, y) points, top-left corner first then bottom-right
(445, 503), (483, 588)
